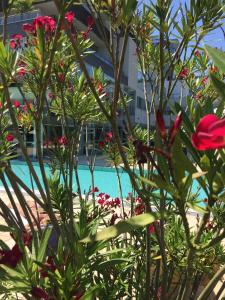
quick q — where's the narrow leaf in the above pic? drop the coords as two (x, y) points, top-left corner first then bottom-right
(80, 213), (158, 242)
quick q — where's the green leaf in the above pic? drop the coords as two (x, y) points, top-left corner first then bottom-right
(80, 213), (158, 242)
(81, 285), (101, 300)
(139, 175), (175, 195)
(37, 227), (52, 262)
(0, 265), (26, 279)
(0, 225), (14, 232)
(210, 74), (225, 98)
(205, 45), (225, 73)
(187, 202), (207, 214)
(174, 102), (194, 133)
(98, 258), (131, 268)
(192, 171), (208, 179)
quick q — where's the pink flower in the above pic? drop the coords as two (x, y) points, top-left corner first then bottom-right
(58, 136), (68, 145)
(22, 23), (35, 34)
(33, 16), (45, 29)
(14, 100), (21, 108)
(6, 134), (14, 142)
(201, 76), (208, 85)
(17, 67), (27, 77)
(12, 34), (23, 40)
(91, 187), (99, 193)
(32, 16), (56, 33)
(65, 11), (75, 24)
(10, 40), (17, 49)
(149, 221), (160, 234)
(44, 16), (56, 32)
(104, 132), (113, 142)
(97, 83), (104, 95)
(194, 50), (200, 57)
(48, 92), (53, 99)
(179, 67), (189, 79)
(192, 114), (225, 150)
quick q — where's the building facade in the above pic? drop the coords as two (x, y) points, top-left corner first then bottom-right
(0, 1), (189, 156)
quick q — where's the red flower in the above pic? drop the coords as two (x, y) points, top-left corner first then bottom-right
(0, 244), (22, 268)
(22, 23), (35, 34)
(134, 203), (145, 215)
(14, 100), (21, 108)
(12, 34), (23, 40)
(149, 221), (160, 234)
(6, 133), (14, 142)
(58, 136), (68, 145)
(169, 112), (182, 146)
(33, 16), (45, 29)
(87, 16), (94, 28)
(58, 73), (65, 83)
(44, 16), (56, 32)
(104, 132), (113, 142)
(179, 67), (189, 79)
(156, 110), (166, 139)
(65, 11), (75, 24)
(31, 287), (49, 299)
(97, 83), (104, 95)
(40, 256), (56, 278)
(48, 92), (53, 99)
(17, 67), (27, 77)
(91, 187), (99, 193)
(201, 76), (208, 85)
(32, 16), (55, 33)
(203, 198), (208, 204)
(192, 114), (225, 150)
(98, 141), (105, 149)
(22, 231), (32, 246)
(194, 50), (200, 57)
(10, 40), (17, 49)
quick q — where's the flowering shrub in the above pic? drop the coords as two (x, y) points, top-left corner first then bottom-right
(0, 1), (225, 300)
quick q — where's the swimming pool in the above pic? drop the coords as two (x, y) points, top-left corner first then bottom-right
(1, 160), (206, 200)
(3, 160), (132, 198)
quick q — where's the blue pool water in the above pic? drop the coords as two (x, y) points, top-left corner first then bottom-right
(3, 160), (132, 198)
(1, 160), (207, 200)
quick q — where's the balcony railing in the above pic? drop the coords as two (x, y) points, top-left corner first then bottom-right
(0, 10), (40, 26)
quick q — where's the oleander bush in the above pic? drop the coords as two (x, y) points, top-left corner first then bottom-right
(0, 0), (225, 299)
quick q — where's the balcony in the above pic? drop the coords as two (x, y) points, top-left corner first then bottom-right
(0, 10), (40, 35)
(85, 53), (128, 85)
(0, 10), (40, 25)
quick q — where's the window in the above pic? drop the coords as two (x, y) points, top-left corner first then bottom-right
(137, 96), (146, 110)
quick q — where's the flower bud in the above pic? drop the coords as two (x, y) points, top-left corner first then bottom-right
(156, 110), (166, 139)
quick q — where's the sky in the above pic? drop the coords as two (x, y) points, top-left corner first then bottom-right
(139, 0), (225, 50)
